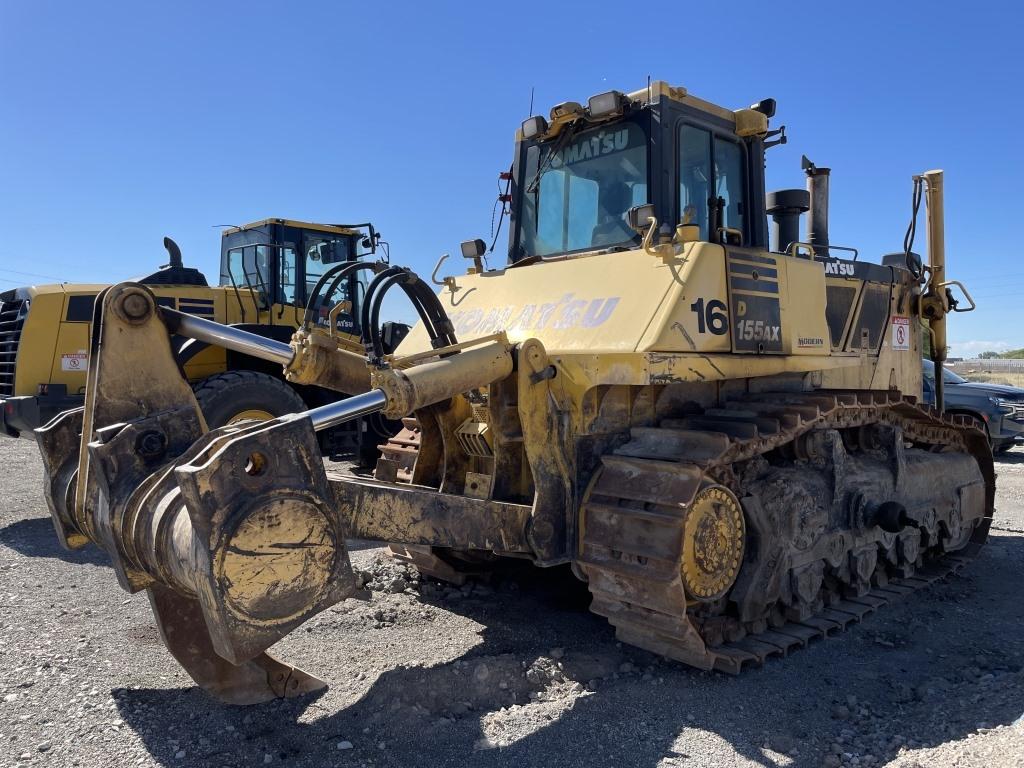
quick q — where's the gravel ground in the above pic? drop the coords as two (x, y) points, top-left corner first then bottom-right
(1, 437), (1023, 768)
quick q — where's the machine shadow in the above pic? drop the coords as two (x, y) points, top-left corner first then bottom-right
(113, 536), (1024, 768)
(0, 515), (110, 566)
(993, 449), (1024, 466)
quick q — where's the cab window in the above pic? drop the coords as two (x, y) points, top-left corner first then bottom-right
(276, 245), (297, 305)
(303, 235), (350, 300)
(679, 126), (712, 239)
(226, 246), (270, 294)
(521, 121), (648, 257)
(715, 138), (745, 232)
(678, 125), (746, 240)
(303, 234), (357, 329)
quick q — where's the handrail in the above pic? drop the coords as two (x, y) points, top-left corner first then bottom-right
(787, 242), (860, 261)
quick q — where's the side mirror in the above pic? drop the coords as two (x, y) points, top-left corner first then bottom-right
(628, 204), (657, 233)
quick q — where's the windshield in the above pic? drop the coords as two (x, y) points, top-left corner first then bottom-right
(519, 121), (648, 257)
(302, 233), (354, 301)
(922, 359), (968, 384)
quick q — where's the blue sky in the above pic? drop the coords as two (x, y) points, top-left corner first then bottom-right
(1, 1), (1021, 357)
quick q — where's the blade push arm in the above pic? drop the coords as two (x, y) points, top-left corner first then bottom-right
(35, 282), (515, 703)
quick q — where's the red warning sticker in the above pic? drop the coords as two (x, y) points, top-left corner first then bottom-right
(891, 317), (910, 351)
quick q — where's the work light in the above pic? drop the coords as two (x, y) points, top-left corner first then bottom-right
(588, 90), (626, 118)
(521, 116), (548, 140)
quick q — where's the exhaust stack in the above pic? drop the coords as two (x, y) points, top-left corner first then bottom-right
(803, 155), (830, 257)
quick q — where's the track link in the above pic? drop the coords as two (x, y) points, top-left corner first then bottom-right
(374, 417), (421, 483)
(578, 390), (994, 674)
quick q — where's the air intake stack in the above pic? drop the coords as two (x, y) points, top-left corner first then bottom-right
(766, 189), (810, 254)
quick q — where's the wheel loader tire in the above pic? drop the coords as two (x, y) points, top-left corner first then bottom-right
(193, 371), (307, 428)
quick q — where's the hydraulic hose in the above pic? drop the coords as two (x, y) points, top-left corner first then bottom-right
(304, 262), (384, 329)
(361, 266), (459, 363)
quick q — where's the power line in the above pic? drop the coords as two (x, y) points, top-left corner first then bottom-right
(0, 267), (67, 281)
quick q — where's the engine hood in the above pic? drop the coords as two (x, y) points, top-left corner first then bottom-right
(1, 282), (109, 304)
(952, 381), (1024, 400)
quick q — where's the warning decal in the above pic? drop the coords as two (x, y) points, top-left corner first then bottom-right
(891, 317), (911, 351)
(61, 350), (88, 371)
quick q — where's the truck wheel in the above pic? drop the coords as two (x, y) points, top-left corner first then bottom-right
(193, 371), (307, 428)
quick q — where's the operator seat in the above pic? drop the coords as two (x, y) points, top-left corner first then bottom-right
(591, 182), (635, 247)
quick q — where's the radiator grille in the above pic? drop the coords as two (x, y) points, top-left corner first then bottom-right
(0, 298), (28, 397)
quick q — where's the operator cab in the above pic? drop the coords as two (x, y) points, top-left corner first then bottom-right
(219, 218), (380, 331)
(508, 82), (773, 262)
(504, 83), (921, 359)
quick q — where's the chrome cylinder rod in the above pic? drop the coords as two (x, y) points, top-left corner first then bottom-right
(307, 389), (388, 431)
(163, 309), (294, 366)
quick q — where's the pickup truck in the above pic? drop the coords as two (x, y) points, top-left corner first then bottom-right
(922, 359), (1024, 454)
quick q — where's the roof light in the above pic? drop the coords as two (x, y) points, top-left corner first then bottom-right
(521, 115), (548, 140)
(549, 101), (584, 121)
(588, 90), (626, 118)
(750, 98), (777, 118)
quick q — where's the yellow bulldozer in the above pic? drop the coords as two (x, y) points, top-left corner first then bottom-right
(1, 218), (407, 462)
(33, 81), (989, 704)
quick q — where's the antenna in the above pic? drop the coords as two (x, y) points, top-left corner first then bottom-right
(528, 86), (535, 117)
(647, 75), (651, 104)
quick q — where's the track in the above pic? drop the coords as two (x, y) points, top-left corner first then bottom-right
(578, 390), (994, 674)
(375, 417), (421, 483)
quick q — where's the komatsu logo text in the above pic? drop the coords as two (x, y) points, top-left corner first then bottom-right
(823, 261), (855, 276)
(448, 294), (620, 336)
(549, 129), (631, 169)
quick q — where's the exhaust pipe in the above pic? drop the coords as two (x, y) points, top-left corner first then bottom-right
(803, 155), (830, 257)
(162, 237), (184, 269)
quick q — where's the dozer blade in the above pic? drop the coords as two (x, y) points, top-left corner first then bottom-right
(34, 282), (356, 704)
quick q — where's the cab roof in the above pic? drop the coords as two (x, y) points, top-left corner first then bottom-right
(516, 80), (768, 141)
(221, 218), (361, 238)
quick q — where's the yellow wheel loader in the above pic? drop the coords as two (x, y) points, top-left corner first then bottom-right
(1, 218), (407, 462)
(33, 81), (988, 704)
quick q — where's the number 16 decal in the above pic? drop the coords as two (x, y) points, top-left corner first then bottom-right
(690, 297), (729, 335)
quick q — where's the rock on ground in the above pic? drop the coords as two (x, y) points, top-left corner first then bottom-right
(1, 438), (1024, 766)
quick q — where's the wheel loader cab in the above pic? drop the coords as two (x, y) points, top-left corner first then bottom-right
(509, 82), (769, 263)
(219, 219), (375, 332)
